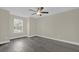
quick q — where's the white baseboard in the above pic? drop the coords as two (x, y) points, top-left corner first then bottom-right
(27, 35), (37, 37)
(0, 40), (10, 44)
(10, 35), (27, 39)
(37, 35), (79, 46)
(8, 34), (79, 46)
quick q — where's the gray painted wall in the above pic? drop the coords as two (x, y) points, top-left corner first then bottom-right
(36, 8), (79, 43)
(0, 9), (10, 43)
(29, 17), (37, 37)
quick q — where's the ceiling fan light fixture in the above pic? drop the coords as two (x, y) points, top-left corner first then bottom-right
(37, 11), (42, 16)
(37, 11), (41, 15)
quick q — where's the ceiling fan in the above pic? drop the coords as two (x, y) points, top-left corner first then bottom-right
(29, 7), (49, 16)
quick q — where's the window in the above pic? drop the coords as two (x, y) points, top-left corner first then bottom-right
(14, 18), (23, 33)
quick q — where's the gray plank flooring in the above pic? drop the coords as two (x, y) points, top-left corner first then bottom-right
(0, 36), (79, 52)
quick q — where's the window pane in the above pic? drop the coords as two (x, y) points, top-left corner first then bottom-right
(14, 19), (23, 33)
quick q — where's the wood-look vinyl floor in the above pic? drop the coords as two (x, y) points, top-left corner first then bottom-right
(0, 36), (79, 52)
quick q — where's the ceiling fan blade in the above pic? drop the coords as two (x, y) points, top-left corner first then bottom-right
(40, 7), (44, 11)
(32, 13), (36, 15)
(29, 9), (36, 12)
(37, 7), (44, 11)
(41, 12), (48, 14)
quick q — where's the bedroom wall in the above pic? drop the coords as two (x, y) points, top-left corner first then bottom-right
(36, 8), (79, 44)
(0, 9), (10, 43)
(29, 17), (37, 37)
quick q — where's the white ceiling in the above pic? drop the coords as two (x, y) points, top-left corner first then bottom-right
(0, 7), (78, 17)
